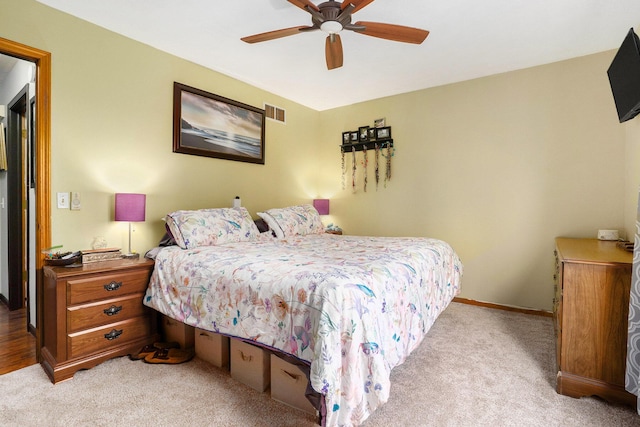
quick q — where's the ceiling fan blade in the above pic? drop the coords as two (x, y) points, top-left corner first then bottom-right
(288, 0), (319, 12)
(241, 26), (312, 43)
(352, 21), (429, 44)
(325, 34), (344, 70)
(342, 0), (374, 14)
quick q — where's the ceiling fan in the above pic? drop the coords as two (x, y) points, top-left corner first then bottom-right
(241, 0), (429, 70)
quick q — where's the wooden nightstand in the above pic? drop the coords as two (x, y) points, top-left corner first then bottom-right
(41, 258), (159, 383)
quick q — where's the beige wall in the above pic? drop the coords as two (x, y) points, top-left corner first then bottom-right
(624, 117), (640, 236)
(318, 51), (627, 311)
(623, 22), (640, 238)
(3, 0), (633, 312)
(2, 0), (322, 254)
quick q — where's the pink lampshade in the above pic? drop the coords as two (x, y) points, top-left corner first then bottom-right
(313, 199), (330, 215)
(115, 193), (146, 222)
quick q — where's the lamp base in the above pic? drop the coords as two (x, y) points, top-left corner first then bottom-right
(122, 253), (140, 260)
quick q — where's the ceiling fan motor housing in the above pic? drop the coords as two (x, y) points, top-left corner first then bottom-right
(314, 1), (352, 33)
(318, 1), (342, 19)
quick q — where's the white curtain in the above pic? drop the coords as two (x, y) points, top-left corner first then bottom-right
(626, 186), (640, 413)
(0, 122), (7, 170)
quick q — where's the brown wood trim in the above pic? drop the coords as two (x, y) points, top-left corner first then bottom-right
(41, 335), (158, 383)
(0, 37), (52, 362)
(453, 297), (553, 318)
(557, 371), (637, 409)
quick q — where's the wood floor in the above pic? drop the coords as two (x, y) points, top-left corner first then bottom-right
(0, 303), (37, 375)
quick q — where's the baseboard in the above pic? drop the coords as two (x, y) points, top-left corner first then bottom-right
(453, 297), (552, 317)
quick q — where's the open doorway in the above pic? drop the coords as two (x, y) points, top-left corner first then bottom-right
(3, 80), (31, 314)
(0, 37), (51, 367)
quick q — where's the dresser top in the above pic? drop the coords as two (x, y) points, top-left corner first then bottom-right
(555, 237), (632, 265)
(43, 257), (154, 277)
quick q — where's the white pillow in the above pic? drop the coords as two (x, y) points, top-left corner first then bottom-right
(257, 211), (284, 239)
(166, 207), (260, 249)
(257, 204), (324, 238)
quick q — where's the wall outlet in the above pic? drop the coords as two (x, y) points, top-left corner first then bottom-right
(57, 192), (69, 209)
(71, 192), (81, 210)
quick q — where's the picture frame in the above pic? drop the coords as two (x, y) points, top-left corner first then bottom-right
(359, 126), (370, 142)
(374, 118), (386, 128)
(342, 131), (351, 145)
(376, 126), (391, 140)
(350, 131), (359, 143)
(367, 127), (377, 141)
(173, 82), (266, 164)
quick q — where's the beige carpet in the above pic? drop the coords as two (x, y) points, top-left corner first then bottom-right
(1, 302), (637, 426)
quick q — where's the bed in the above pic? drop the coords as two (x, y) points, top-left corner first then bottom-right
(143, 205), (463, 426)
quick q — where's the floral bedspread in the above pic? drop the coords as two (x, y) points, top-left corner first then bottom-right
(144, 234), (463, 426)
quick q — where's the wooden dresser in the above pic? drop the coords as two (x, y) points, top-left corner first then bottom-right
(41, 258), (159, 383)
(554, 237), (635, 407)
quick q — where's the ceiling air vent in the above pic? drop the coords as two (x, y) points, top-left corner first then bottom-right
(264, 103), (285, 124)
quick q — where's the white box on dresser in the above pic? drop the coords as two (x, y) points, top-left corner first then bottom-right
(194, 328), (230, 369)
(230, 338), (270, 392)
(270, 354), (317, 415)
(161, 314), (195, 349)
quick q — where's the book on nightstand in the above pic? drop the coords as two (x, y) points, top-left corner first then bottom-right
(81, 248), (122, 263)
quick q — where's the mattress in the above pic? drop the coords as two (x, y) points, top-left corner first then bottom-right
(144, 233), (462, 426)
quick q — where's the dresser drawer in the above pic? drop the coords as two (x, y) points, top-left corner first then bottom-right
(68, 316), (151, 359)
(67, 269), (150, 305)
(67, 293), (147, 332)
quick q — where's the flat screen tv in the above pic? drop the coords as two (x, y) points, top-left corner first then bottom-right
(607, 28), (640, 123)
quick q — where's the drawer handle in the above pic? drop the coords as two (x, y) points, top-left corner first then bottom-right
(104, 281), (122, 292)
(103, 305), (123, 316)
(281, 369), (300, 381)
(239, 350), (253, 362)
(104, 329), (123, 341)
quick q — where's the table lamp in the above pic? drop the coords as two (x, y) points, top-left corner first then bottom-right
(115, 193), (146, 259)
(313, 199), (330, 215)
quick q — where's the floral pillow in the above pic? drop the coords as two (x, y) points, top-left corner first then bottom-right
(165, 207), (260, 249)
(257, 204), (324, 239)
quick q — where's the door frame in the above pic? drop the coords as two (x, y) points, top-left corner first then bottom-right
(0, 37), (51, 360)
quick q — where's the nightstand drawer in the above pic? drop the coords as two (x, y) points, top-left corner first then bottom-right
(67, 269), (150, 305)
(67, 294), (147, 332)
(68, 317), (151, 359)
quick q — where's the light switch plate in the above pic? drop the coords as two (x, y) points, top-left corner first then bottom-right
(57, 192), (69, 209)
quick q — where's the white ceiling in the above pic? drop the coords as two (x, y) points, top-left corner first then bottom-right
(36, 0), (640, 111)
(0, 55), (19, 87)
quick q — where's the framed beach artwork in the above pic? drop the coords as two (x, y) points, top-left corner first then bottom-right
(173, 82), (266, 164)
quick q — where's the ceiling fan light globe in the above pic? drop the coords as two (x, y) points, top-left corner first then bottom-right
(321, 21), (343, 34)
